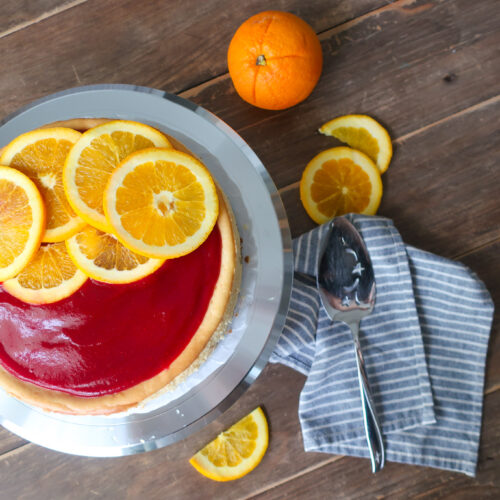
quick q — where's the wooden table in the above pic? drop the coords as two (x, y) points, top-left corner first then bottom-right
(0, 1), (498, 498)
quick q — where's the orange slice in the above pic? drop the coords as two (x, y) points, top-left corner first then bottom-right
(104, 148), (219, 259)
(189, 407), (269, 481)
(319, 114), (393, 173)
(63, 120), (172, 233)
(66, 225), (165, 284)
(2, 242), (88, 304)
(0, 128), (85, 242)
(300, 147), (383, 224)
(0, 166), (45, 282)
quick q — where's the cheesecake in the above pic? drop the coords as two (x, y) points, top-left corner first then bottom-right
(0, 119), (240, 415)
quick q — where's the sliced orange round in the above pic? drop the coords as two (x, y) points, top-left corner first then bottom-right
(2, 242), (88, 304)
(66, 225), (165, 284)
(0, 166), (45, 282)
(189, 407), (269, 481)
(104, 148), (219, 259)
(300, 146), (383, 224)
(0, 128), (85, 242)
(319, 114), (393, 173)
(63, 120), (172, 233)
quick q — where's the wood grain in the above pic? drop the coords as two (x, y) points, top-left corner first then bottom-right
(252, 390), (500, 500)
(0, 0), (389, 120)
(280, 97), (500, 252)
(0, 0), (84, 36)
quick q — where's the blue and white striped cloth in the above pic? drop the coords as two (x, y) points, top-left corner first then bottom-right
(270, 215), (494, 476)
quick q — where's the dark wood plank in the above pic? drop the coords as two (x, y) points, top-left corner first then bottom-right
(461, 241), (500, 395)
(0, 0), (389, 119)
(185, 0), (500, 189)
(0, 0), (82, 35)
(252, 389), (500, 500)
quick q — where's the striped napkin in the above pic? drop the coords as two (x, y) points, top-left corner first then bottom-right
(270, 214), (494, 476)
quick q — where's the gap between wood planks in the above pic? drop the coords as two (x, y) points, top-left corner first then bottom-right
(0, 0), (394, 52)
(240, 455), (345, 500)
(0, 441), (30, 461)
(0, 0), (89, 40)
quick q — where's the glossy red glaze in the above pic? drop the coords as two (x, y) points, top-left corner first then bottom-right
(0, 227), (222, 397)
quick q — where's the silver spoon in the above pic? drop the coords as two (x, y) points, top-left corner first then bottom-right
(316, 216), (385, 473)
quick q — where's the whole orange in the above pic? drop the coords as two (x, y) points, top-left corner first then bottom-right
(227, 11), (323, 110)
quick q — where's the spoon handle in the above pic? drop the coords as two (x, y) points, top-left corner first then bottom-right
(349, 321), (385, 473)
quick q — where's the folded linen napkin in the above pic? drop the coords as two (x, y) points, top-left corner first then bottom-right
(270, 215), (494, 476)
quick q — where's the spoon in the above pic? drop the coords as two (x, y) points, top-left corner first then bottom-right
(316, 216), (385, 473)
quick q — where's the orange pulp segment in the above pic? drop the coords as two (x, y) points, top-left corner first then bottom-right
(0, 128), (85, 242)
(0, 166), (46, 282)
(66, 225), (165, 284)
(2, 241), (88, 304)
(319, 114), (393, 173)
(189, 407), (269, 481)
(300, 146), (383, 224)
(104, 148), (219, 259)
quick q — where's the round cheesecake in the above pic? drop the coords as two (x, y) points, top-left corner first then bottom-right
(0, 119), (240, 415)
